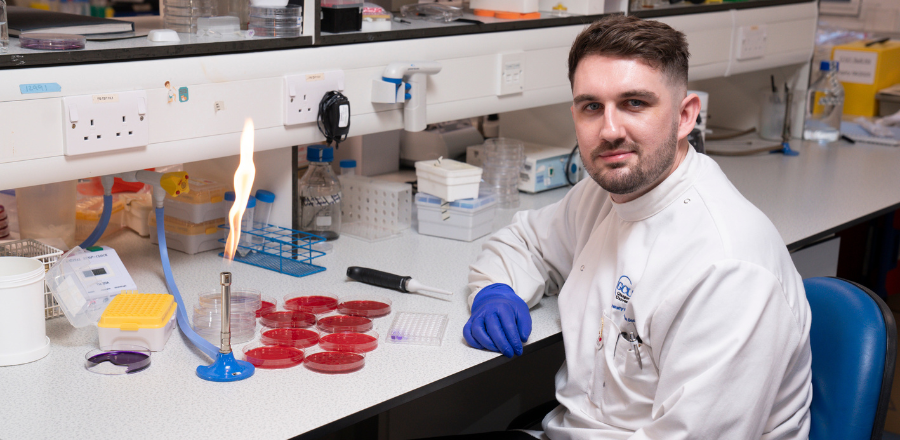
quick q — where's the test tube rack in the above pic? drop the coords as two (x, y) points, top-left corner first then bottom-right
(218, 223), (326, 278)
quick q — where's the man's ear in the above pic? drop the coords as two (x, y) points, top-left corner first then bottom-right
(677, 93), (702, 141)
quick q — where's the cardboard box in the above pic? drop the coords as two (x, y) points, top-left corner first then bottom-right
(832, 40), (900, 117)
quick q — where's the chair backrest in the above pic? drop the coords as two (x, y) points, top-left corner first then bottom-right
(805, 277), (897, 440)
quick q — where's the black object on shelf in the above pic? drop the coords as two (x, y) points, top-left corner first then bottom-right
(321, 4), (363, 33)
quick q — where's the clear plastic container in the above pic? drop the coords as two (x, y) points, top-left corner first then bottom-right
(249, 4), (302, 16)
(298, 145), (342, 240)
(386, 312), (449, 346)
(75, 195), (125, 243)
(340, 160), (357, 176)
(16, 181), (77, 249)
(197, 288), (261, 311)
(164, 177), (228, 223)
(804, 60), (845, 143)
(195, 326), (255, 344)
(284, 291), (338, 314)
(147, 214), (225, 236)
(1, 0), (9, 54)
(253, 190), (275, 229)
(163, 0), (216, 33)
(481, 138), (524, 209)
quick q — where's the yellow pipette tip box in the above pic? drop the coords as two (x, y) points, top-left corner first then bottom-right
(98, 292), (177, 352)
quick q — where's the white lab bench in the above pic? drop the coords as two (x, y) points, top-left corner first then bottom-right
(2, 138), (900, 439)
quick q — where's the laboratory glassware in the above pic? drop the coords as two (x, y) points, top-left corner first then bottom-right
(298, 145), (342, 240)
(1, 0), (8, 54)
(804, 61), (845, 143)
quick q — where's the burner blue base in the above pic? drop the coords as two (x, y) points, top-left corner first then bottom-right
(196, 352), (255, 382)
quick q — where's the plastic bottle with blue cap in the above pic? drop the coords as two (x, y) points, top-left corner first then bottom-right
(298, 145), (342, 240)
(254, 189), (275, 230)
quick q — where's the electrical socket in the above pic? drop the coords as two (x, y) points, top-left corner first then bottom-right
(736, 25), (767, 61)
(284, 70), (345, 126)
(63, 90), (149, 156)
(497, 52), (525, 96)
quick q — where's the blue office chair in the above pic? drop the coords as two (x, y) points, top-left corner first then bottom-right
(509, 277), (897, 438)
(806, 277), (896, 440)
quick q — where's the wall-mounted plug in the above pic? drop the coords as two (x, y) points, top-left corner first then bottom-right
(284, 70), (345, 126)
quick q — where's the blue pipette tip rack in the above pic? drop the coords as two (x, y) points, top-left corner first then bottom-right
(196, 352), (255, 382)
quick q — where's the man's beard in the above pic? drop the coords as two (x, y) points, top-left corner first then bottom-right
(582, 122), (679, 196)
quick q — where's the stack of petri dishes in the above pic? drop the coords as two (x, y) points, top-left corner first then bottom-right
(481, 138), (524, 209)
(192, 288), (260, 345)
(164, 0), (216, 33)
(249, 5), (302, 38)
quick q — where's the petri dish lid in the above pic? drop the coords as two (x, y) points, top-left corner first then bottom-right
(317, 314), (373, 333)
(198, 289), (261, 310)
(337, 294), (392, 318)
(250, 4), (302, 16)
(256, 295), (277, 318)
(20, 33), (86, 50)
(84, 344), (151, 375)
(303, 350), (365, 374)
(260, 327), (320, 349)
(259, 310), (316, 328)
(284, 292), (338, 314)
(318, 331), (378, 353)
(242, 342), (304, 369)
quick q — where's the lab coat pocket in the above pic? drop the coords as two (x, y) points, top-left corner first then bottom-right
(590, 319), (659, 429)
(587, 313), (610, 404)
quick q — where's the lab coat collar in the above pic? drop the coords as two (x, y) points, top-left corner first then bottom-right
(611, 146), (700, 222)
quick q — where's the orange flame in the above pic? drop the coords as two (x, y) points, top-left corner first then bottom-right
(224, 118), (257, 261)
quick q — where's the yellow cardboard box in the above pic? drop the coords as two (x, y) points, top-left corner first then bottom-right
(832, 40), (900, 117)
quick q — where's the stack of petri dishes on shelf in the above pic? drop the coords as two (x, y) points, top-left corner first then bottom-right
(480, 138), (525, 209)
(164, 0), (216, 33)
(249, 5), (303, 38)
(192, 288), (260, 345)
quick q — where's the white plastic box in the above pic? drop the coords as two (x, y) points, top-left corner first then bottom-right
(97, 292), (177, 352)
(416, 191), (497, 241)
(340, 175), (413, 241)
(415, 159), (483, 202)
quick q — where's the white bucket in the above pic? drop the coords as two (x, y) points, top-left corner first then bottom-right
(0, 257), (51, 366)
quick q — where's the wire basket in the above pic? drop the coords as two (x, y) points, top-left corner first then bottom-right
(0, 239), (65, 319)
(218, 224), (326, 278)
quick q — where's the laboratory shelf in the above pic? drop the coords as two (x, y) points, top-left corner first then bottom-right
(630, 0), (814, 18)
(317, 11), (611, 46)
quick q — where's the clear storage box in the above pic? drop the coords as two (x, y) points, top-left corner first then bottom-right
(148, 214), (226, 255)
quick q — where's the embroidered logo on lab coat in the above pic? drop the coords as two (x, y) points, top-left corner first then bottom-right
(613, 275), (633, 311)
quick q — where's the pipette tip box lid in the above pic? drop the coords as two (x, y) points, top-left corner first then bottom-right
(386, 312), (449, 346)
(415, 159), (483, 202)
(337, 294), (392, 318)
(97, 292), (177, 352)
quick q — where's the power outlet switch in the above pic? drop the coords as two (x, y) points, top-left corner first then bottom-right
(284, 70), (345, 126)
(737, 25), (767, 60)
(63, 90), (150, 156)
(497, 52), (525, 96)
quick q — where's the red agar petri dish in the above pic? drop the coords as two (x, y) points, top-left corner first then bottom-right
(259, 311), (316, 329)
(319, 332), (378, 353)
(256, 299), (277, 318)
(338, 299), (392, 318)
(284, 292), (339, 314)
(317, 315), (373, 333)
(261, 327), (320, 349)
(304, 351), (365, 374)
(242, 343), (305, 369)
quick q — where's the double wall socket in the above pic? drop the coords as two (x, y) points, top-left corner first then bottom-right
(736, 25), (767, 60)
(284, 70), (345, 126)
(63, 90), (149, 156)
(497, 52), (525, 96)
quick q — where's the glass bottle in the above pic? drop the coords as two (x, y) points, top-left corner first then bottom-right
(298, 145), (342, 240)
(1, 0), (8, 55)
(803, 60), (845, 143)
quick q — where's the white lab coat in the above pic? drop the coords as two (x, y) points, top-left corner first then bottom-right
(468, 147), (812, 440)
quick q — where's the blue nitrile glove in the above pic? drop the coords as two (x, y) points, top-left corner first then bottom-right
(463, 283), (532, 357)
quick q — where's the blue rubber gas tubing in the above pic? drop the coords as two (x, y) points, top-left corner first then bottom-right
(79, 194), (113, 248)
(155, 207), (219, 360)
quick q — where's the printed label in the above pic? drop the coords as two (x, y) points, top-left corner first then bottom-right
(316, 216), (332, 226)
(833, 50), (878, 85)
(19, 83), (61, 94)
(92, 94), (119, 104)
(306, 73), (325, 82)
(339, 104), (349, 128)
(302, 194), (342, 206)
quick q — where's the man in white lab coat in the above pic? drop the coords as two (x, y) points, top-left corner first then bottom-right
(462, 15), (813, 440)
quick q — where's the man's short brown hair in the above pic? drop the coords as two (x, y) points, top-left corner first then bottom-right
(568, 15), (690, 88)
